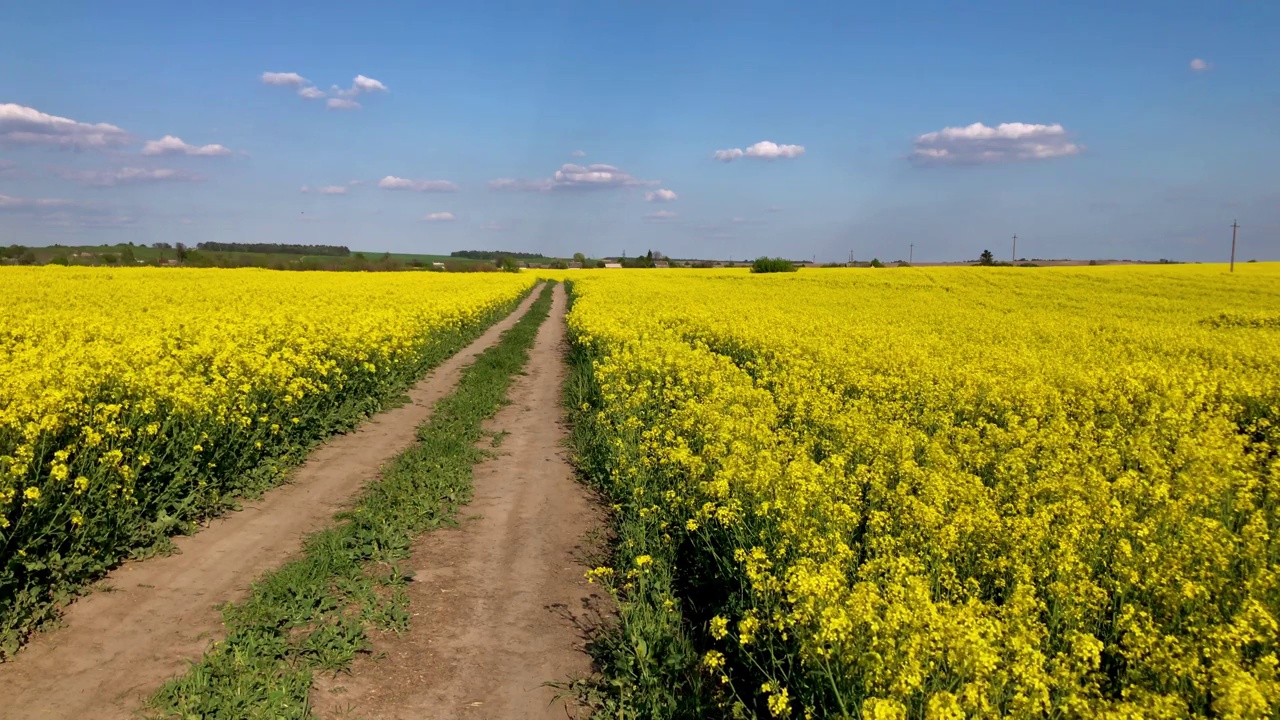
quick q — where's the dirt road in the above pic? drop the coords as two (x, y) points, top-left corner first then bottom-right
(314, 283), (606, 720)
(0, 287), (543, 720)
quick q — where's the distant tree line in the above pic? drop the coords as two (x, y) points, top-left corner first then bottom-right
(450, 250), (544, 260)
(195, 242), (350, 256)
(2, 245), (37, 265)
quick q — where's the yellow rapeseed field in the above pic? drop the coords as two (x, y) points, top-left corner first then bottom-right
(567, 265), (1280, 718)
(0, 267), (534, 655)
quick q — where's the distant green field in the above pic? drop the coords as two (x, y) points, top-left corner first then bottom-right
(2, 244), (579, 269)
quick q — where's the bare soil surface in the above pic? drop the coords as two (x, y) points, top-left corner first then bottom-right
(0, 288), (543, 720)
(313, 283), (608, 720)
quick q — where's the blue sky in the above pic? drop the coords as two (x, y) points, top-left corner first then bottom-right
(1, 0), (1277, 262)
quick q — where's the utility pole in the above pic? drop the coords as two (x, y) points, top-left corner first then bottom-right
(1230, 220), (1239, 272)
(909, 244), (914, 264)
(1012, 234), (1018, 263)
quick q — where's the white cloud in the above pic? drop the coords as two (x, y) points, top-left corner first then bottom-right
(266, 72), (387, 108)
(571, 149), (586, 157)
(0, 103), (131, 151)
(0, 194), (77, 210)
(352, 75), (388, 93)
(42, 211), (137, 228)
(0, 193), (134, 226)
(489, 163), (656, 192)
(261, 72), (308, 87)
(378, 175), (459, 192)
(1190, 58), (1210, 72)
(316, 185), (347, 195)
(487, 178), (547, 191)
(300, 186), (310, 193)
(480, 221), (507, 231)
(645, 188), (679, 202)
(424, 212), (456, 222)
(554, 163), (654, 188)
(334, 75), (389, 98)
(646, 210), (677, 220)
(714, 141), (805, 162)
(141, 135), (233, 157)
(746, 141), (805, 159)
(56, 166), (199, 187)
(910, 122), (1082, 166)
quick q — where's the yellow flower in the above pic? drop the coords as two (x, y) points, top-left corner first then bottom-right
(738, 614), (759, 645)
(585, 566), (614, 584)
(565, 266), (1280, 717)
(0, 266), (537, 644)
(702, 650), (725, 670)
(766, 686), (790, 718)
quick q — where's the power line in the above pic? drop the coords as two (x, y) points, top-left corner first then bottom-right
(1230, 220), (1240, 272)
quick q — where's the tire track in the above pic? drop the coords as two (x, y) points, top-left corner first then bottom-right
(314, 283), (607, 720)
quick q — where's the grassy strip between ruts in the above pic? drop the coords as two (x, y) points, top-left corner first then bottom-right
(147, 282), (555, 720)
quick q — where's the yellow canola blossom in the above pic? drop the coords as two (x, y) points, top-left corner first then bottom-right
(0, 266), (534, 654)
(567, 264), (1280, 718)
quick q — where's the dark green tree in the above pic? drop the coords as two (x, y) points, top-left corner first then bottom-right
(750, 257), (797, 273)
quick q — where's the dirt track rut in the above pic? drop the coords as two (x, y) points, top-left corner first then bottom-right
(0, 287), (543, 720)
(314, 283), (607, 720)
